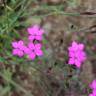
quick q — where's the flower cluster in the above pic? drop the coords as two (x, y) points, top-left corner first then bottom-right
(68, 41), (86, 68)
(12, 25), (87, 67)
(89, 80), (96, 96)
(12, 25), (44, 60)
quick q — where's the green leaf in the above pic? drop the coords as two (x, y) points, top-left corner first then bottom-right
(0, 85), (11, 96)
(43, 38), (48, 44)
(11, 0), (16, 4)
(67, 0), (79, 8)
(3, 69), (12, 81)
(0, 57), (5, 62)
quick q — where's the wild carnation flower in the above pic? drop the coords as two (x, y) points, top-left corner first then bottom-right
(89, 94), (94, 96)
(89, 94), (93, 96)
(23, 43), (43, 60)
(90, 80), (96, 89)
(12, 25), (44, 60)
(92, 89), (96, 96)
(12, 40), (25, 57)
(89, 80), (96, 96)
(27, 25), (44, 41)
(68, 41), (86, 68)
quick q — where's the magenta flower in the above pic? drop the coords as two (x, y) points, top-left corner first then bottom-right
(68, 41), (86, 68)
(90, 80), (96, 89)
(23, 43), (43, 60)
(27, 25), (44, 41)
(89, 94), (95, 96)
(89, 94), (93, 96)
(12, 25), (44, 61)
(92, 89), (96, 96)
(12, 40), (25, 57)
(89, 80), (96, 96)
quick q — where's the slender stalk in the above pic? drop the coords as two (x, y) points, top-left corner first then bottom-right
(0, 72), (34, 96)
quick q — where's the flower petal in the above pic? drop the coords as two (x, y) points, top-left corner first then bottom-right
(76, 51), (86, 61)
(78, 44), (84, 50)
(69, 51), (75, 57)
(68, 58), (75, 65)
(35, 49), (43, 56)
(17, 50), (24, 57)
(35, 35), (42, 40)
(12, 42), (18, 48)
(90, 80), (96, 89)
(75, 59), (81, 68)
(28, 35), (35, 41)
(36, 29), (44, 35)
(23, 47), (31, 54)
(28, 43), (35, 50)
(89, 93), (93, 96)
(28, 52), (36, 60)
(35, 43), (42, 49)
(72, 41), (78, 50)
(92, 89), (96, 95)
(18, 40), (24, 46)
(12, 49), (19, 55)
(27, 25), (39, 35)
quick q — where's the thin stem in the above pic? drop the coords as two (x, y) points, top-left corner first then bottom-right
(0, 72), (34, 96)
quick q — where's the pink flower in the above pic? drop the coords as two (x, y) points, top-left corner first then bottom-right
(89, 80), (96, 96)
(12, 40), (24, 49)
(68, 41), (86, 68)
(23, 43), (43, 60)
(11, 25), (44, 60)
(90, 80), (96, 89)
(27, 25), (44, 41)
(89, 94), (94, 96)
(12, 49), (24, 57)
(12, 40), (25, 57)
(92, 89), (96, 95)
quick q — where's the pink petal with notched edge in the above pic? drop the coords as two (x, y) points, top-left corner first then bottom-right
(72, 41), (78, 47)
(19, 45), (25, 50)
(35, 43), (42, 49)
(36, 29), (44, 35)
(12, 40), (24, 49)
(12, 42), (18, 48)
(28, 35), (35, 41)
(18, 41), (25, 50)
(21, 45), (27, 51)
(90, 80), (96, 89)
(23, 46), (31, 54)
(12, 49), (19, 55)
(27, 28), (35, 35)
(69, 51), (75, 57)
(35, 35), (42, 40)
(27, 25), (39, 35)
(68, 47), (73, 51)
(28, 52), (36, 60)
(92, 89), (96, 95)
(35, 49), (43, 56)
(78, 44), (84, 50)
(17, 50), (24, 57)
(72, 41), (78, 50)
(28, 43), (35, 50)
(75, 59), (81, 68)
(68, 58), (75, 65)
(76, 51), (86, 61)
(18, 40), (24, 46)
(39, 29), (44, 35)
